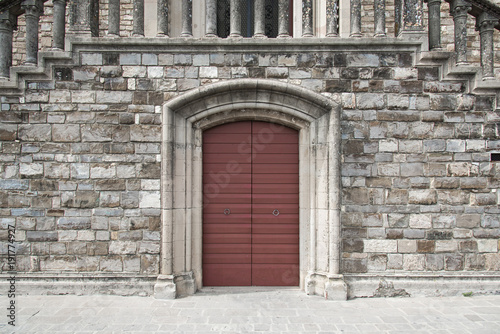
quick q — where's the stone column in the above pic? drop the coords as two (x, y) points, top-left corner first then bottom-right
(22, 0), (42, 66)
(326, 0), (339, 37)
(108, 0), (120, 36)
(450, 0), (471, 65)
(477, 12), (498, 80)
(52, 0), (66, 49)
(69, 0), (99, 37)
(181, 0), (193, 37)
(205, 0), (217, 37)
(302, 0), (313, 37)
(350, 0), (362, 37)
(374, 0), (386, 37)
(229, 0), (242, 38)
(133, 0), (144, 37)
(426, 0), (442, 49)
(0, 11), (15, 78)
(394, 0), (424, 37)
(254, 0), (266, 38)
(278, 0), (290, 38)
(157, 0), (168, 36)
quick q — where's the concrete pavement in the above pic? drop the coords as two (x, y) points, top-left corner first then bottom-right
(1, 288), (500, 333)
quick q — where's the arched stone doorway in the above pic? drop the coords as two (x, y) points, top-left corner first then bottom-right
(154, 79), (347, 300)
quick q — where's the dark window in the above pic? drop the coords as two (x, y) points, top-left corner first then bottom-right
(491, 153), (500, 162)
(217, 0), (282, 38)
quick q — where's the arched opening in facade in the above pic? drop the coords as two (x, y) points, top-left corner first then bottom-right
(155, 79), (347, 299)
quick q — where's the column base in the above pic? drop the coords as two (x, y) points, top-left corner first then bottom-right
(349, 33), (362, 38)
(305, 273), (348, 300)
(374, 33), (387, 38)
(229, 33), (242, 38)
(253, 33), (267, 39)
(154, 272), (197, 299)
(180, 33), (194, 38)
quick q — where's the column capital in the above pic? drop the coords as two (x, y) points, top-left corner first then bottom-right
(425, 0), (441, 5)
(0, 11), (16, 31)
(450, 0), (471, 18)
(21, 0), (43, 17)
(476, 12), (499, 33)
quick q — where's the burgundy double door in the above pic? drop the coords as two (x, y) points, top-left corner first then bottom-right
(202, 121), (299, 286)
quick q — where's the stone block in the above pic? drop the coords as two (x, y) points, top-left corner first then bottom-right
(0, 180), (28, 190)
(364, 240), (397, 253)
(409, 214), (432, 229)
(435, 240), (458, 252)
(367, 254), (387, 271)
(139, 241), (160, 254)
(481, 215), (499, 228)
(20, 163), (43, 178)
(356, 93), (384, 110)
(445, 254), (464, 271)
(342, 258), (367, 273)
(0, 124), (18, 141)
(18, 124), (51, 142)
(427, 230), (453, 240)
(397, 240), (417, 253)
(430, 94), (456, 111)
(199, 66), (218, 78)
(57, 217), (91, 230)
(95, 91), (133, 104)
(120, 53), (141, 65)
(81, 53), (103, 65)
(140, 254), (159, 274)
(347, 54), (379, 67)
(457, 214), (480, 228)
(417, 240), (435, 253)
(178, 79), (200, 91)
(408, 190), (437, 205)
(393, 68), (417, 80)
(387, 254), (403, 269)
(403, 254), (425, 271)
(90, 164), (116, 179)
(485, 254), (500, 270)
(472, 193), (497, 206)
(100, 256), (123, 272)
(109, 241), (137, 255)
(44, 163), (70, 179)
(426, 254), (444, 270)
(26, 231), (58, 242)
(139, 191), (161, 208)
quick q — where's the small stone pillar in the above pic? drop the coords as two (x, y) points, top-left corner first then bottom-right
(278, 0), (290, 38)
(108, 0), (120, 36)
(450, 0), (471, 65)
(374, 0), (386, 37)
(22, 0), (42, 65)
(254, 0), (266, 38)
(302, 0), (313, 37)
(133, 0), (144, 37)
(0, 11), (15, 78)
(426, 0), (442, 49)
(394, 0), (424, 37)
(68, 0), (99, 37)
(477, 12), (499, 80)
(326, 0), (339, 37)
(52, 0), (66, 49)
(157, 0), (169, 37)
(180, 0), (193, 37)
(350, 0), (362, 37)
(205, 0), (217, 37)
(229, 0), (242, 38)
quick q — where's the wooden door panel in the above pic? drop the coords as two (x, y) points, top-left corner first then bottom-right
(203, 121), (299, 287)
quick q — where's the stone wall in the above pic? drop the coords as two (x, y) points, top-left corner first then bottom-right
(1, 42), (499, 283)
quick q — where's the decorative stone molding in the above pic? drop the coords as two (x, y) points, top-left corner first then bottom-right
(155, 79), (345, 300)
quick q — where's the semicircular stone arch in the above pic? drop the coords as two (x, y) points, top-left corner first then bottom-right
(154, 79), (347, 300)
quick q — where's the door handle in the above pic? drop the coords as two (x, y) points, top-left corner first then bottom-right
(224, 209), (231, 215)
(273, 209), (279, 216)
